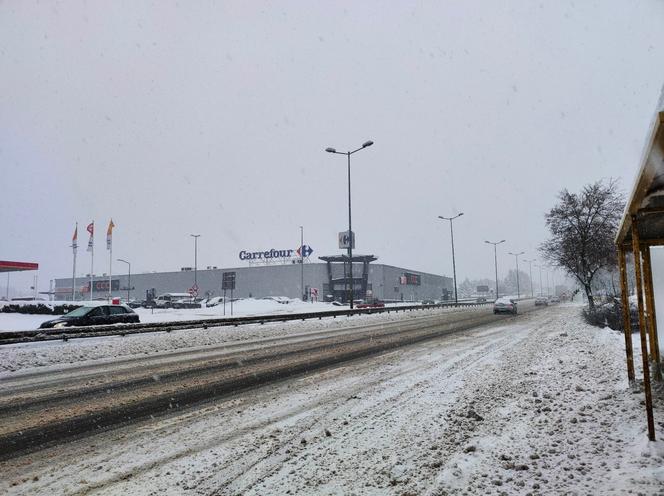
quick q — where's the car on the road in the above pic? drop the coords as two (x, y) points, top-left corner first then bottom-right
(356, 299), (385, 309)
(39, 305), (140, 328)
(535, 296), (549, 306)
(549, 296), (561, 303)
(493, 297), (518, 315)
(422, 299), (436, 305)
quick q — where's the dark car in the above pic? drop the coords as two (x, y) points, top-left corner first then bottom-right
(356, 300), (385, 309)
(39, 305), (140, 329)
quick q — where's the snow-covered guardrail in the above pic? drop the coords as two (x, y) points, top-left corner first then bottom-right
(0, 301), (495, 346)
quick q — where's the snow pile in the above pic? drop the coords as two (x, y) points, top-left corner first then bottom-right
(0, 304), (487, 374)
(1, 307), (663, 495)
(0, 297), (429, 331)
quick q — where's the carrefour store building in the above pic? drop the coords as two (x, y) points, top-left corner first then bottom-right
(53, 245), (452, 303)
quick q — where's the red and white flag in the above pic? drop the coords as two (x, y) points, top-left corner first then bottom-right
(87, 222), (94, 252)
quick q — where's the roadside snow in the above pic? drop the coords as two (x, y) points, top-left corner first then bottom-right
(0, 298), (419, 331)
(2, 305), (663, 495)
(0, 304), (486, 375)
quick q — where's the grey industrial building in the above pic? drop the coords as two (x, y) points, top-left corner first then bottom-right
(53, 255), (452, 303)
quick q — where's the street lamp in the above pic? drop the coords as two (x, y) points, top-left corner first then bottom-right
(438, 213), (464, 304)
(535, 264), (544, 296)
(190, 234), (201, 295)
(325, 140), (374, 309)
(508, 251), (525, 298)
(523, 258), (535, 298)
(485, 239), (505, 300)
(116, 258), (131, 302)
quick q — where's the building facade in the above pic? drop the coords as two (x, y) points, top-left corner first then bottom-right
(53, 257), (452, 303)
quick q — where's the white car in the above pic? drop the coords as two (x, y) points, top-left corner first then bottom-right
(493, 297), (518, 315)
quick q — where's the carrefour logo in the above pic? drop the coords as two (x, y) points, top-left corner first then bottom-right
(239, 245), (313, 261)
(297, 245), (313, 257)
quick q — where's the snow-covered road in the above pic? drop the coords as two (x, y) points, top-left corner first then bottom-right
(2, 305), (663, 495)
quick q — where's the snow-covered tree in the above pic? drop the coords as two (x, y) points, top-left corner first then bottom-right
(540, 179), (624, 311)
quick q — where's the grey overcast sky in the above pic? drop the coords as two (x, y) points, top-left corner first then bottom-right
(1, 1), (663, 294)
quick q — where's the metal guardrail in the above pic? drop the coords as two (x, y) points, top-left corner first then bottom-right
(0, 301), (496, 346)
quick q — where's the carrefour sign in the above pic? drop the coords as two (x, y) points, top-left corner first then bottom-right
(239, 245), (313, 261)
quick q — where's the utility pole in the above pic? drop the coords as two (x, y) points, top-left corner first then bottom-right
(190, 234), (201, 295)
(523, 259), (535, 298)
(508, 251), (525, 298)
(300, 226), (305, 301)
(485, 239), (505, 300)
(438, 213), (464, 304)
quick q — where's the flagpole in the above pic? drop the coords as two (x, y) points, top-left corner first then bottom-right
(106, 219), (115, 302)
(109, 242), (112, 302)
(90, 244), (94, 301)
(72, 222), (77, 301)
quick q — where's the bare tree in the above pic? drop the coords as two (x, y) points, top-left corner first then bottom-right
(540, 179), (624, 311)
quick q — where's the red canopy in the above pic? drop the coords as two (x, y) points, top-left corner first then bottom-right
(0, 260), (39, 273)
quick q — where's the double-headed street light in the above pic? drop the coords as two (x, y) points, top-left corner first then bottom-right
(485, 239), (505, 300)
(325, 140), (374, 309)
(508, 251), (525, 298)
(523, 258), (535, 298)
(438, 213), (464, 304)
(535, 263), (544, 296)
(116, 258), (131, 302)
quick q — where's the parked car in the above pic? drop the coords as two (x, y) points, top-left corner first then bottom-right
(493, 297), (518, 315)
(39, 305), (140, 328)
(476, 297), (487, 303)
(172, 298), (201, 309)
(549, 296), (561, 303)
(154, 293), (194, 308)
(205, 296), (225, 307)
(127, 300), (143, 309)
(535, 296), (549, 306)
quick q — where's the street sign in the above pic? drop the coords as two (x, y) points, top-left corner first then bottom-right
(222, 272), (236, 290)
(310, 287), (319, 301)
(189, 284), (198, 297)
(338, 231), (355, 249)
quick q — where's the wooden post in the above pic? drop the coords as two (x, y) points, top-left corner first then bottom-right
(642, 246), (662, 381)
(631, 217), (656, 441)
(619, 248), (636, 384)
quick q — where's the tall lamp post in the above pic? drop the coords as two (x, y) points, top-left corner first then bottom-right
(190, 234), (201, 294)
(116, 258), (131, 302)
(535, 264), (544, 296)
(325, 140), (374, 309)
(438, 213), (464, 304)
(485, 239), (505, 300)
(508, 251), (525, 298)
(523, 258), (535, 298)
